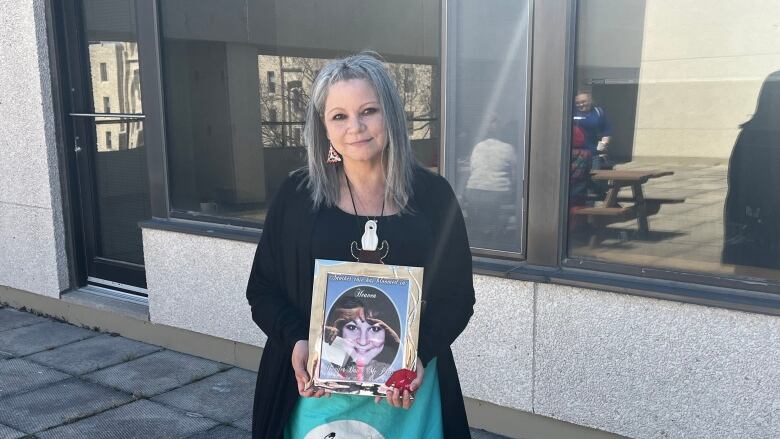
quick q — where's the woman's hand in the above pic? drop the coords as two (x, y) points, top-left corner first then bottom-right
(375, 358), (424, 409)
(291, 340), (329, 398)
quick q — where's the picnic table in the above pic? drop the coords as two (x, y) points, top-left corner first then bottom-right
(573, 169), (683, 245)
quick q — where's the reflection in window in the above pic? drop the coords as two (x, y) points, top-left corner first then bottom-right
(159, 0), (440, 227)
(257, 55), (436, 150)
(88, 41), (143, 114)
(445, 0), (530, 254)
(568, 0), (780, 282)
(267, 71), (276, 93)
(95, 119), (144, 152)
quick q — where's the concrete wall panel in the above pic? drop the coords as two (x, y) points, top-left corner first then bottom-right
(534, 283), (780, 439)
(0, 0), (68, 296)
(0, 202), (66, 296)
(143, 229), (265, 347)
(0, 0), (61, 209)
(453, 276), (534, 412)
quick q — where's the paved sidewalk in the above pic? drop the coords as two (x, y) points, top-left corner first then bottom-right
(0, 306), (508, 439)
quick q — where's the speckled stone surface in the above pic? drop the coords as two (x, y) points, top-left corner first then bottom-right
(452, 275), (534, 412)
(0, 0), (58, 208)
(0, 202), (67, 297)
(143, 229), (265, 347)
(0, 0), (68, 296)
(534, 283), (780, 439)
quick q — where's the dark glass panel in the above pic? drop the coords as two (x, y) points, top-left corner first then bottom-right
(160, 0), (440, 224)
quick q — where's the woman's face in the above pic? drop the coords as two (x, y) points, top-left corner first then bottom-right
(341, 318), (385, 367)
(323, 79), (388, 167)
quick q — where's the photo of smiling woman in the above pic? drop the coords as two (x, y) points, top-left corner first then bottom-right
(319, 287), (402, 383)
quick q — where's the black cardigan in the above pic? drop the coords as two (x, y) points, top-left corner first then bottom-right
(246, 166), (475, 438)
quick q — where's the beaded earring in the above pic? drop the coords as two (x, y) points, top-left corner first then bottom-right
(327, 142), (342, 164)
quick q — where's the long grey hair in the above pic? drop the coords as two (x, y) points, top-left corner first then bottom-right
(303, 52), (415, 212)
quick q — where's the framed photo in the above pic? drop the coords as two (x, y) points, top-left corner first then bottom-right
(305, 259), (424, 396)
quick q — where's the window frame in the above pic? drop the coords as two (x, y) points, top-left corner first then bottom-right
(122, 0), (779, 315)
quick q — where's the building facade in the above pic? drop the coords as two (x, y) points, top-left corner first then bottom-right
(1, 1), (778, 438)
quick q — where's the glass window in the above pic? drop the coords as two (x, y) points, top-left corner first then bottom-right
(100, 62), (108, 81)
(568, 0), (780, 282)
(160, 0), (440, 224)
(444, 0), (530, 254)
(103, 96), (110, 113)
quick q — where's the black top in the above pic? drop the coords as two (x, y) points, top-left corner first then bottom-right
(312, 205), (432, 267)
(246, 166), (475, 439)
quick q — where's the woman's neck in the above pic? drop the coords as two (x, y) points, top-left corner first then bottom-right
(338, 161), (395, 216)
(341, 162), (386, 196)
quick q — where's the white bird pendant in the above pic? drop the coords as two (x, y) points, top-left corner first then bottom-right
(361, 220), (379, 251)
(351, 220), (389, 264)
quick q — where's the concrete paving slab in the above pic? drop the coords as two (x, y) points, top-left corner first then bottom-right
(0, 321), (97, 357)
(152, 367), (255, 423)
(231, 414), (251, 431)
(0, 377), (133, 434)
(187, 425), (252, 439)
(471, 428), (513, 439)
(0, 307), (50, 332)
(26, 334), (163, 375)
(0, 358), (70, 399)
(83, 350), (230, 398)
(0, 424), (25, 439)
(36, 399), (218, 439)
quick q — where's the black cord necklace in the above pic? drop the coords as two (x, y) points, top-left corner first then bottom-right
(344, 173), (390, 263)
(344, 172), (385, 235)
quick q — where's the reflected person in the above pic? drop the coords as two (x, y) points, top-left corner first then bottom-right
(722, 70), (780, 270)
(568, 124), (592, 233)
(574, 91), (613, 197)
(464, 117), (517, 247)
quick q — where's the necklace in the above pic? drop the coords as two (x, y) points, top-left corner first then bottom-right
(344, 173), (386, 256)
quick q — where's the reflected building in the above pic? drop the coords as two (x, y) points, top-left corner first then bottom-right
(88, 41), (143, 151)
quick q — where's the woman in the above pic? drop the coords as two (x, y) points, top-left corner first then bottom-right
(246, 53), (475, 438)
(722, 70), (780, 270)
(320, 291), (401, 383)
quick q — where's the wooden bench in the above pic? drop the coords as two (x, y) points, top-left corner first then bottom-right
(573, 206), (636, 220)
(616, 196), (685, 205)
(575, 170), (682, 246)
